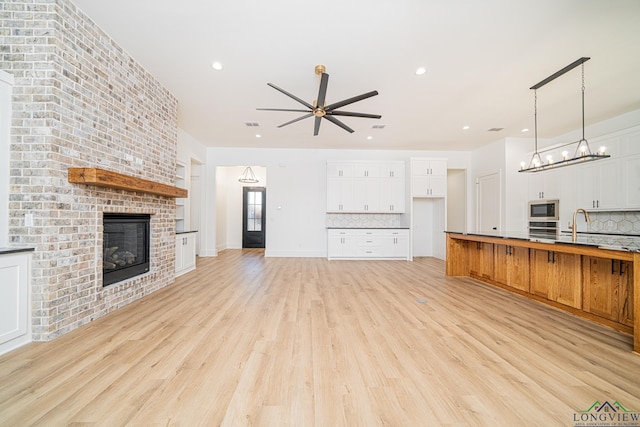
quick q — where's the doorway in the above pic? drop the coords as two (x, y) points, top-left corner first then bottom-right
(242, 187), (266, 248)
(476, 171), (501, 232)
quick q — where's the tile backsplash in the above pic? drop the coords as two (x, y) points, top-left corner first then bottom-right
(587, 211), (640, 235)
(326, 213), (406, 228)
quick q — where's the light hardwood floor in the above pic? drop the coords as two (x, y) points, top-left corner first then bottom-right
(1, 250), (639, 426)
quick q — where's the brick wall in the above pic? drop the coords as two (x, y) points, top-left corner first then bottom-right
(1, 0), (179, 340)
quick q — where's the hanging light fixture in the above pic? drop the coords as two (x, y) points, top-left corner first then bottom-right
(238, 166), (259, 183)
(519, 57), (610, 173)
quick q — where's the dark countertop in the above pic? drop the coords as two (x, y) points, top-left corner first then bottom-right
(446, 230), (640, 252)
(0, 247), (35, 255)
(327, 227), (410, 230)
(176, 230), (198, 235)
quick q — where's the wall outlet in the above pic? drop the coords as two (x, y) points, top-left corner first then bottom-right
(25, 213), (33, 227)
(135, 157), (143, 165)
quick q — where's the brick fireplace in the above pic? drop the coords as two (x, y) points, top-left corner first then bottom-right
(2, 0), (180, 340)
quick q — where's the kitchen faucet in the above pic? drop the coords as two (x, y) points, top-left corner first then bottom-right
(569, 208), (590, 242)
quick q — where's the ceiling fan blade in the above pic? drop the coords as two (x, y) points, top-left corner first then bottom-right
(257, 108), (311, 112)
(316, 73), (329, 108)
(314, 116), (322, 136)
(324, 90), (379, 112)
(267, 83), (314, 110)
(324, 115), (354, 133)
(277, 113), (314, 128)
(328, 110), (382, 119)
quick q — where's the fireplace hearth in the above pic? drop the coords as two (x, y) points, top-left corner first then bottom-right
(103, 213), (151, 286)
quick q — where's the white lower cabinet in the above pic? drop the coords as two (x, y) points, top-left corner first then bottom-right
(0, 250), (32, 356)
(327, 229), (410, 260)
(175, 232), (197, 276)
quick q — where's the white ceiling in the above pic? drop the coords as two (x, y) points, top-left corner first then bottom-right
(71, 0), (640, 152)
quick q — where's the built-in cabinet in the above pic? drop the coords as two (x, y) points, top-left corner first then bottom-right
(0, 250), (32, 355)
(326, 161), (405, 213)
(564, 152), (640, 211)
(575, 159), (621, 210)
(327, 229), (410, 260)
(494, 244), (529, 291)
(527, 168), (560, 201)
(175, 232), (197, 277)
(467, 241), (494, 280)
(411, 158), (447, 197)
(620, 154), (640, 209)
(582, 256), (634, 327)
(529, 249), (582, 309)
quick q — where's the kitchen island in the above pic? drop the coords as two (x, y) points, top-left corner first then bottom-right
(445, 231), (640, 354)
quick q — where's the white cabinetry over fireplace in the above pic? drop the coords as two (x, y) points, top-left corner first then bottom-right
(175, 232), (197, 277)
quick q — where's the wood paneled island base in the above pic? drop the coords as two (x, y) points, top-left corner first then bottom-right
(446, 232), (640, 354)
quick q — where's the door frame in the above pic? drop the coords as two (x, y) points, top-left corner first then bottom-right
(242, 186), (266, 248)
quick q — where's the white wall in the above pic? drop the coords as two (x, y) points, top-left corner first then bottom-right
(0, 71), (13, 247)
(447, 169), (466, 232)
(205, 147), (470, 258)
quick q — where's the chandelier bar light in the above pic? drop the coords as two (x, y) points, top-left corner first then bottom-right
(238, 166), (259, 183)
(519, 57), (610, 173)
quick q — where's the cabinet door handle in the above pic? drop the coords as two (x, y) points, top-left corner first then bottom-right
(611, 259), (616, 274)
(547, 251), (551, 263)
(593, 200), (596, 208)
(619, 260), (624, 276)
(597, 200), (600, 208)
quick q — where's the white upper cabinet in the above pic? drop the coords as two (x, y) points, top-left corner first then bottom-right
(411, 158), (447, 197)
(527, 168), (562, 201)
(621, 154), (640, 209)
(326, 161), (405, 213)
(575, 158), (621, 210)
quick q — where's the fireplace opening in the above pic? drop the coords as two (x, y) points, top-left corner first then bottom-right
(103, 213), (150, 286)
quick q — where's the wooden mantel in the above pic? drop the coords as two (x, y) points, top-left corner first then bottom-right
(68, 168), (188, 198)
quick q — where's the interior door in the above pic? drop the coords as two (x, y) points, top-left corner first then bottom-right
(476, 171), (501, 233)
(242, 187), (266, 248)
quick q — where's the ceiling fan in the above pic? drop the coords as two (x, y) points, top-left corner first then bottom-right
(257, 65), (381, 136)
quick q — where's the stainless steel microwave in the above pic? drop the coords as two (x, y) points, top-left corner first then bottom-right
(528, 200), (559, 221)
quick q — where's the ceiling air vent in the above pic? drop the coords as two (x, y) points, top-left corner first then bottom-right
(245, 122), (260, 127)
(488, 127), (504, 132)
(372, 124), (386, 129)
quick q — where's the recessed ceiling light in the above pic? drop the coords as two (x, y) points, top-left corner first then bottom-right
(462, 125), (470, 130)
(367, 136), (373, 140)
(211, 61), (223, 71)
(255, 134), (261, 138)
(415, 67), (426, 76)
(521, 128), (529, 132)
